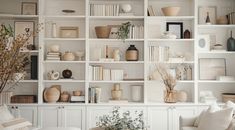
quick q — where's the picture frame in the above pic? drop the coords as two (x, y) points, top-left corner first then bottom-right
(197, 34), (210, 52)
(14, 21), (35, 51)
(166, 22), (183, 39)
(199, 58), (226, 80)
(198, 6), (217, 25)
(21, 2), (37, 15)
(108, 25), (120, 39)
(59, 27), (79, 38)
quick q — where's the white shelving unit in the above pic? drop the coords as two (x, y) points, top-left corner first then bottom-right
(1, 0), (235, 129)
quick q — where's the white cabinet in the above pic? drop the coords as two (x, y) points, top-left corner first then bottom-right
(38, 106), (85, 129)
(9, 105), (38, 127)
(148, 107), (170, 130)
(148, 106), (197, 130)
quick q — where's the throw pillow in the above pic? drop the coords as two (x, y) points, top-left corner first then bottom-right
(0, 104), (14, 123)
(194, 103), (221, 127)
(198, 107), (233, 130)
(224, 101), (235, 114)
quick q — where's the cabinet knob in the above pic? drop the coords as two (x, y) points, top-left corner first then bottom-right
(62, 106), (65, 109)
(11, 106), (15, 109)
(15, 106), (18, 109)
(58, 106), (61, 109)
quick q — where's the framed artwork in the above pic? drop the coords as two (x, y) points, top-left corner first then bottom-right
(108, 25), (120, 39)
(166, 22), (183, 39)
(21, 2), (37, 15)
(199, 58), (226, 80)
(60, 27), (79, 38)
(197, 35), (210, 52)
(198, 6), (217, 24)
(14, 21), (35, 51)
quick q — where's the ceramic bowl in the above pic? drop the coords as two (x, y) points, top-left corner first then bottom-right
(161, 6), (181, 16)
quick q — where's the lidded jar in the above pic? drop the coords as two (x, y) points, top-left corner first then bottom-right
(125, 45), (139, 61)
(62, 51), (75, 61)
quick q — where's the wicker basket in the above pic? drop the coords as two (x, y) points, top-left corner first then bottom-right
(222, 93), (235, 103)
(11, 95), (37, 103)
(95, 26), (111, 38)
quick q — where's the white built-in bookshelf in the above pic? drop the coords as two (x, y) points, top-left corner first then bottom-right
(0, 0), (235, 129)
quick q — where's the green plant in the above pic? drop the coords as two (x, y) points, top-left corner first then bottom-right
(96, 107), (145, 130)
(117, 22), (131, 41)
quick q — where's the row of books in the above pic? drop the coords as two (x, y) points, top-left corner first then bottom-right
(90, 4), (120, 16)
(89, 65), (124, 81)
(227, 12), (235, 24)
(89, 87), (101, 103)
(0, 91), (13, 105)
(147, 6), (156, 16)
(149, 46), (169, 62)
(46, 52), (61, 61)
(129, 25), (144, 39)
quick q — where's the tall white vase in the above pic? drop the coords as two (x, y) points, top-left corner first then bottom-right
(131, 85), (142, 102)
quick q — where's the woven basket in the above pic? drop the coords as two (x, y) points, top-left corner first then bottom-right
(222, 93), (235, 103)
(95, 26), (111, 38)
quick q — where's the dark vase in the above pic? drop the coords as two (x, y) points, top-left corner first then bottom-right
(126, 45), (139, 61)
(184, 30), (191, 39)
(62, 69), (72, 78)
(206, 12), (211, 24)
(227, 31), (235, 51)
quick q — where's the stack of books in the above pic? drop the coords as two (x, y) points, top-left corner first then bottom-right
(89, 87), (101, 103)
(46, 52), (61, 61)
(129, 25), (144, 39)
(70, 96), (85, 103)
(90, 4), (120, 16)
(149, 45), (170, 62)
(89, 65), (124, 81)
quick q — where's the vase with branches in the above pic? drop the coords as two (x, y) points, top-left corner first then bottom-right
(156, 65), (177, 103)
(0, 24), (32, 93)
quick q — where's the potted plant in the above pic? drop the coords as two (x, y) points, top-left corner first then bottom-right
(117, 22), (131, 42)
(96, 107), (146, 130)
(0, 24), (31, 93)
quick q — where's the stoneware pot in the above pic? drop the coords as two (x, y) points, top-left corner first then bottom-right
(62, 51), (75, 61)
(95, 26), (111, 38)
(50, 45), (60, 52)
(177, 91), (188, 102)
(44, 87), (60, 103)
(161, 6), (181, 16)
(217, 16), (228, 25)
(60, 91), (70, 102)
(62, 69), (72, 79)
(73, 90), (82, 96)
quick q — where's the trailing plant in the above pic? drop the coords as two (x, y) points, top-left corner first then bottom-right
(96, 106), (145, 130)
(117, 22), (131, 42)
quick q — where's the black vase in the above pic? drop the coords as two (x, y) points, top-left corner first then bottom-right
(227, 31), (235, 51)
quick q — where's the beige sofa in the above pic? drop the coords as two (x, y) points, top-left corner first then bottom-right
(179, 116), (235, 130)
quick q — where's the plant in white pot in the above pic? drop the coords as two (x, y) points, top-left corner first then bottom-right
(96, 107), (146, 130)
(0, 24), (32, 93)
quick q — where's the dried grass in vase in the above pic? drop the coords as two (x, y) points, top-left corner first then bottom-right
(156, 64), (177, 103)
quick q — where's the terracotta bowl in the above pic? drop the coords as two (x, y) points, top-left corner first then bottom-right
(161, 6), (181, 16)
(95, 26), (111, 38)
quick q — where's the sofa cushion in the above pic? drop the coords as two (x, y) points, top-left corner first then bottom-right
(193, 110), (206, 127)
(198, 107), (233, 130)
(182, 126), (197, 130)
(0, 104), (14, 123)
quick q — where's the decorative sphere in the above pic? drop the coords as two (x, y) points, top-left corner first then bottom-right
(62, 69), (72, 78)
(121, 4), (132, 13)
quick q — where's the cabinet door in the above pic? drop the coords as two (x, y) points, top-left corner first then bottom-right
(148, 107), (170, 130)
(8, 106), (38, 127)
(172, 107), (197, 130)
(38, 106), (61, 128)
(87, 107), (113, 129)
(61, 106), (85, 130)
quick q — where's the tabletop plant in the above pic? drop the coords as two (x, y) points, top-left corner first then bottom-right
(96, 106), (145, 130)
(117, 22), (131, 42)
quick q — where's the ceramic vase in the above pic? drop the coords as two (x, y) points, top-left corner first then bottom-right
(62, 52), (75, 61)
(60, 91), (70, 102)
(177, 91), (188, 102)
(131, 85), (142, 102)
(111, 84), (122, 100)
(164, 90), (177, 103)
(44, 87), (60, 103)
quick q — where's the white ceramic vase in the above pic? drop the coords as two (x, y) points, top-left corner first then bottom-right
(121, 4), (132, 13)
(131, 85), (142, 102)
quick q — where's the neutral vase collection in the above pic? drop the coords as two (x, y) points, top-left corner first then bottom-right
(44, 86), (61, 103)
(126, 45), (139, 61)
(227, 31), (235, 51)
